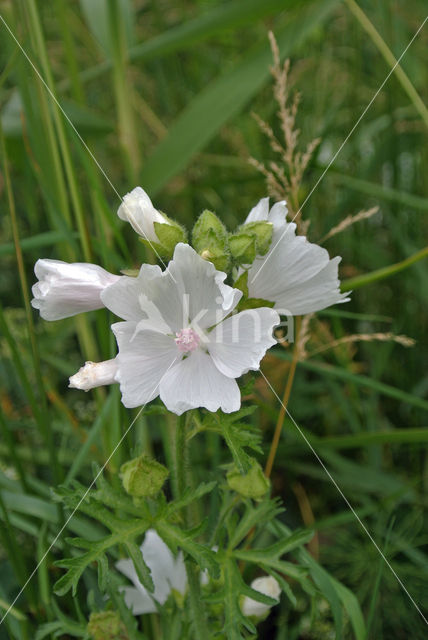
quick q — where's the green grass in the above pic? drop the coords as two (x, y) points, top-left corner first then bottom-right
(1, 1), (427, 639)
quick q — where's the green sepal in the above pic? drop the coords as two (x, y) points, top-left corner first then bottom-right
(228, 232), (256, 264)
(192, 210), (230, 271)
(226, 458), (270, 500)
(154, 219), (187, 259)
(237, 296), (275, 312)
(87, 610), (129, 640)
(233, 270), (249, 297)
(240, 221), (273, 255)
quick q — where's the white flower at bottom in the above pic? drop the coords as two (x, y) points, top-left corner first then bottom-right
(116, 530), (187, 615)
(244, 198), (350, 315)
(70, 243), (279, 415)
(241, 575), (281, 618)
(118, 186), (171, 243)
(31, 259), (120, 321)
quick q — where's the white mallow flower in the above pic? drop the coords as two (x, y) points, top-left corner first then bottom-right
(241, 575), (281, 618)
(31, 259), (120, 321)
(244, 198), (350, 315)
(118, 186), (171, 242)
(115, 530), (187, 615)
(70, 243), (279, 415)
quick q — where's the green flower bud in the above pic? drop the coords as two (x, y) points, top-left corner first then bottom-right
(87, 611), (128, 640)
(226, 459), (270, 500)
(240, 221), (273, 256)
(120, 454), (169, 498)
(228, 232), (256, 265)
(192, 210), (230, 272)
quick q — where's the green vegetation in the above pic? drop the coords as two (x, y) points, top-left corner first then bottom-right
(0, 1), (427, 638)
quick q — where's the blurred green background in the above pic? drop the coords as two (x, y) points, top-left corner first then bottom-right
(0, 0), (427, 638)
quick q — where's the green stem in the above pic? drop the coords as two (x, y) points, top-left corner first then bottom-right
(173, 411), (210, 639)
(341, 246), (428, 291)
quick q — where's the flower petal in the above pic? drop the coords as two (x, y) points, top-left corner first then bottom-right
(168, 244), (242, 329)
(116, 530), (187, 613)
(100, 263), (162, 321)
(271, 256), (350, 315)
(247, 224), (348, 315)
(112, 322), (179, 408)
(244, 197), (270, 224)
(31, 259), (120, 321)
(159, 349), (240, 415)
(208, 308), (279, 378)
(118, 586), (157, 615)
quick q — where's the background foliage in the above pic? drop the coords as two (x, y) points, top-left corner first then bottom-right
(0, 0), (427, 638)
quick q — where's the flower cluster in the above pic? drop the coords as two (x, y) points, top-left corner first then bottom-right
(31, 187), (349, 415)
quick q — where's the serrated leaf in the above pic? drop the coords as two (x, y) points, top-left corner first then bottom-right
(97, 553), (109, 591)
(124, 540), (154, 593)
(228, 499), (283, 549)
(166, 481), (217, 517)
(156, 521), (220, 579)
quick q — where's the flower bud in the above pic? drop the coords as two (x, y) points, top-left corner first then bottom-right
(31, 259), (120, 321)
(69, 359), (118, 392)
(87, 611), (128, 640)
(226, 459), (270, 500)
(241, 221), (273, 256)
(192, 210), (230, 272)
(228, 232), (256, 265)
(229, 221), (273, 265)
(241, 575), (281, 619)
(118, 186), (187, 258)
(120, 455), (169, 498)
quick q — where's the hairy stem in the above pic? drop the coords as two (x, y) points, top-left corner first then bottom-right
(174, 411), (210, 639)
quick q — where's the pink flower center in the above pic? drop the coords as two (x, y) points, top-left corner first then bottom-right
(175, 328), (200, 353)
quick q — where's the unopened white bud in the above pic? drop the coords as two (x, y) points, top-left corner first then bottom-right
(69, 359), (118, 392)
(241, 575), (281, 618)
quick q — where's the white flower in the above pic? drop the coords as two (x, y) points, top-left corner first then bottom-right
(241, 575), (281, 618)
(70, 243), (279, 415)
(31, 259), (120, 321)
(244, 198), (350, 315)
(118, 186), (171, 243)
(115, 530), (187, 615)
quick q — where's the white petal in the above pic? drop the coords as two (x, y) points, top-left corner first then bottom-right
(100, 263), (162, 321)
(244, 197), (270, 224)
(247, 224), (348, 315)
(271, 256), (350, 315)
(31, 259), (120, 321)
(268, 200), (288, 229)
(208, 308), (279, 378)
(118, 586), (158, 615)
(118, 186), (170, 242)
(69, 359), (118, 391)
(159, 349), (240, 415)
(168, 244), (241, 329)
(112, 322), (179, 408)
(140, 530), (183, 604)
(115, 529), (187, 613)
